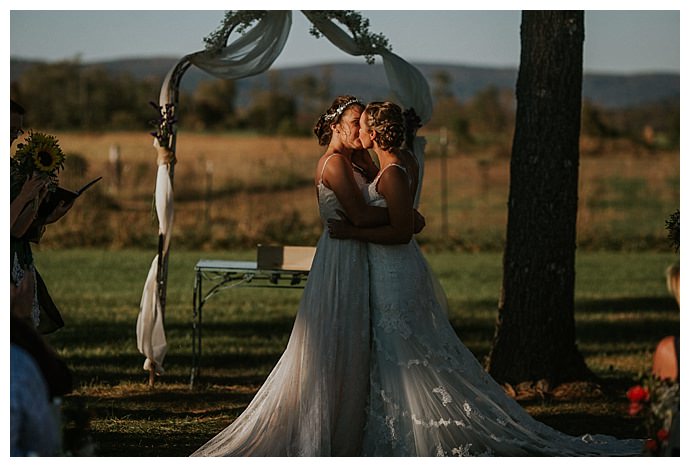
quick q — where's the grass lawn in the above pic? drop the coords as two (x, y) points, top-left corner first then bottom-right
(33, 248), (679, 456)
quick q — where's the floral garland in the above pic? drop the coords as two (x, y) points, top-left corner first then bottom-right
(203, 10), (267, 52)
(626, 375), (679, 455)
(204, 10), (391, 65)
(307, 11), (391, 65)
(10, 131), (65, 196)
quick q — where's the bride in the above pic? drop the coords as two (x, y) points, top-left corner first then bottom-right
(327, 101), (643, 456)
(193, 96), (398, 456)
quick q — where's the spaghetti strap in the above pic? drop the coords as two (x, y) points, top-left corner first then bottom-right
(373, 163), (408, 190)
(382, 163), (406, 174)
(319, 154), (341, 184)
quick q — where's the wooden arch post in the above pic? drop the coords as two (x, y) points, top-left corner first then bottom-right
(148, 57), (191, 386)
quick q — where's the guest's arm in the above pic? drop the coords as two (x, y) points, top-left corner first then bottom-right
(11, 176), (48, 237)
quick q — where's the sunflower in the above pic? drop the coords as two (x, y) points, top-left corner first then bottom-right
(32, 142), (64, 173)
(11, 131), (66, 192)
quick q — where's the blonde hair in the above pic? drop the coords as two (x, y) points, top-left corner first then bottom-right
(362, 101), (405, 151)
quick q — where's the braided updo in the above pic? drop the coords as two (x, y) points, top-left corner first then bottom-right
(313, 95), (364, 146)
(362, 101), (406, 151)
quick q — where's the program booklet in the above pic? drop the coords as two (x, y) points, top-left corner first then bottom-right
(36, 176), (103, 219)
(23, 176), (103, 242)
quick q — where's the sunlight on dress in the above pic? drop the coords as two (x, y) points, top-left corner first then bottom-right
(192, 162), (371, 456)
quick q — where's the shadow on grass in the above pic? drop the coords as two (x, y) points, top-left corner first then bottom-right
(58, 296), (666, 456)
(91, 430), (207, 457)
(78, 395), (252, 422)
(458, 295), (677, 314)
(65, 353), (281, 388)
(53, 294), (678, 389)
(48, 318), (295, 348)
(575, 296), (677, 313)
(193, 317), (296, 339)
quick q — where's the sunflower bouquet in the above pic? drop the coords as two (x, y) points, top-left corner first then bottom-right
(11, 131), (66, 196)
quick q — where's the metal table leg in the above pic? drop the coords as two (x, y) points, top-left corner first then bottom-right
(190, 269), (202, 388)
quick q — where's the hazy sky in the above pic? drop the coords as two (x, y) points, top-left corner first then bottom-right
(8, 6), (681, 74)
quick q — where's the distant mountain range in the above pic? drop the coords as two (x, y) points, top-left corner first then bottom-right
(10, 57), (680, 109)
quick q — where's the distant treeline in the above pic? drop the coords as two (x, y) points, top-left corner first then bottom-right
(11, 60), (679, 151)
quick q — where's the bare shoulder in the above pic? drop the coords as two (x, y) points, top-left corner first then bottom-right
(652, 335), (679, 381)
(655, 336), (677, 356)
(323, 152), (350, 172)
(381, 160), (407, 176)
(378, 162), (410, 189)
(317, 152), (343, 173)
(317, 152), (352, 186)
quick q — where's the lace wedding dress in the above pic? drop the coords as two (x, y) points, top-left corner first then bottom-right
(192, 156), (371, 456)
(360, 164), (643, 456)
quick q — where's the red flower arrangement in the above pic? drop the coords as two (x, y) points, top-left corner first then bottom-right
(626, 377), (679, 456)
(626, 385), (649, 416)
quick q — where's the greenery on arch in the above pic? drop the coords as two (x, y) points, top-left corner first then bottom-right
(306, 10), (391, 64)
(204, 10), (391, 65)
(203, 10), (268, 52)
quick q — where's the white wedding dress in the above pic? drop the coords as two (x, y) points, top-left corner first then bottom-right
(360, 164), (643, 456)
(192, 156), (371, 456)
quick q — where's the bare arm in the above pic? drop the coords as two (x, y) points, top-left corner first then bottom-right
(11, 207), (37, 238)
(652, 336), (679, 381)
(10, 176), (49, 237)
(328, 166), (414, 245)
(322, 155), (390, 227)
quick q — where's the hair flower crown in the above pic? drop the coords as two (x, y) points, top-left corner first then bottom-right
(324, 98), (361, 121)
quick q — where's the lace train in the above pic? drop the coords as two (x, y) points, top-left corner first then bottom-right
(361, 241), (643, 456)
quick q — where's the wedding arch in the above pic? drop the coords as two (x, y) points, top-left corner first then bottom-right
(136, 10), (433, 383)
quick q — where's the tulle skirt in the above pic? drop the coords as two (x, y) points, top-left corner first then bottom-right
(192, 233), (370, 456)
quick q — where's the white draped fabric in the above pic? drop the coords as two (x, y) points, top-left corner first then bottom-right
(187, 11), (292, 80)
(136, 164), (174, 374)
(301, 11), (432, 206)
(136, 10), (433, 374)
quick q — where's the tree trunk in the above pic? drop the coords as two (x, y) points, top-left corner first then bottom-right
(487, 11), (594, 386)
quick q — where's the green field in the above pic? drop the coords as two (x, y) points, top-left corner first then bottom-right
(33, 248), (679, 456)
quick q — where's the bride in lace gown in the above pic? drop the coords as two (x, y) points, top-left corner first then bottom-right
(328, 101), (643, 456)
(192, 96), (388, 456)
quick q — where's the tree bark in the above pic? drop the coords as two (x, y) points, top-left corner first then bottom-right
(487, 11), (594, 385)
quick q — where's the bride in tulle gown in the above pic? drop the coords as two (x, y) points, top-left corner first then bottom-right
(328, 101), (643, 456)
(192, 96), (389, 456)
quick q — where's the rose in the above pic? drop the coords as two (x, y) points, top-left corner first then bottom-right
(628, 401), (643, 417)
(626, 385), (650, 417)
(626, 385), (650, 403)
(625, 377), (679, 456)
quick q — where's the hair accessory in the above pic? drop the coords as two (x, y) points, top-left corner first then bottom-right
(324, 98), (361, 121)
